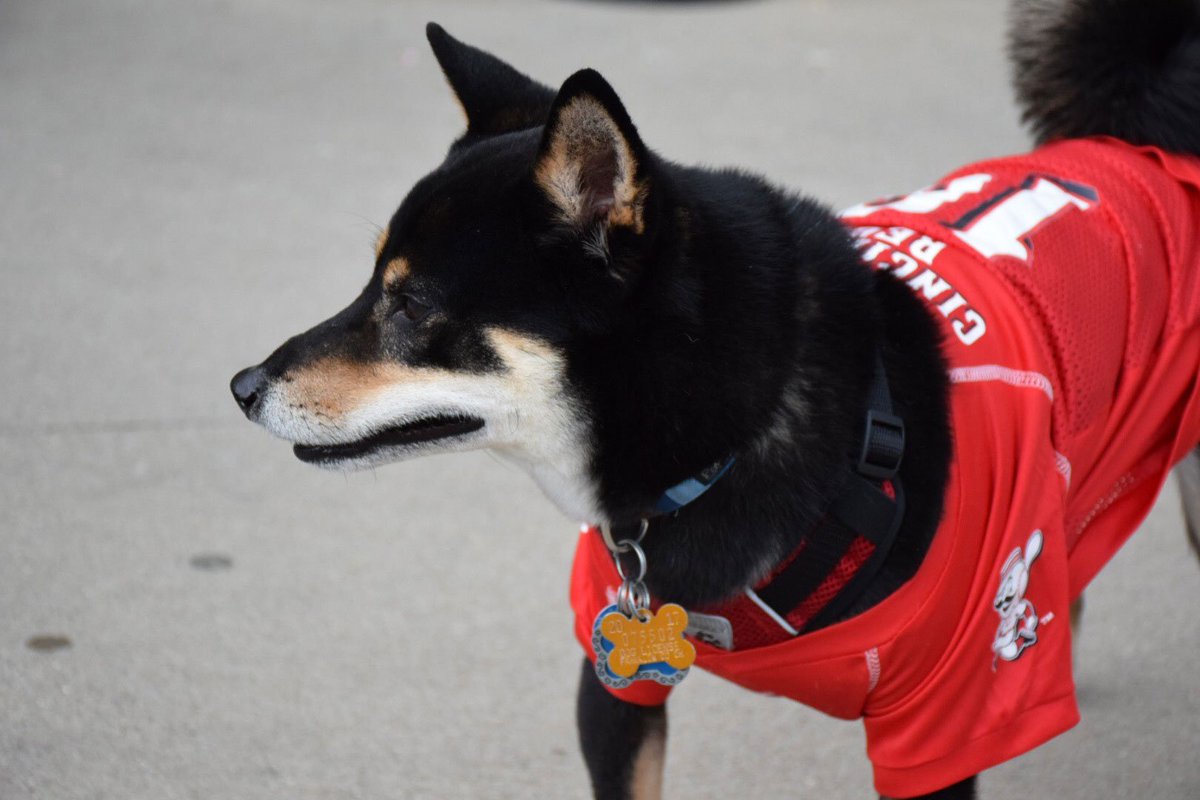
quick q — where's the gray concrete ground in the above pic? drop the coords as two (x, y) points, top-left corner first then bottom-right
(1, 0), (1197, 797)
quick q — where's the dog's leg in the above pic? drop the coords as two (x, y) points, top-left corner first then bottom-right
(577, 658), (667, 800)
(1175, 445), (1200, 560)
(882, 775), (977, 800)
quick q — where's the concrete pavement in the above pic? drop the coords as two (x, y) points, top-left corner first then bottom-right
(1, 0), (1197, 797)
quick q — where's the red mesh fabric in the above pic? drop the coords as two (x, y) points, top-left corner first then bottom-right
(699, 481), (894, 649)
(785, 536), (876, 630)
(976, 197), (1131, 440)
(698, 533), (879, 650)
(707, 595), (794, 650)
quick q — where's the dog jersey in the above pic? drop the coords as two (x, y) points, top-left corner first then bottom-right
(569, 137), (1200, 797)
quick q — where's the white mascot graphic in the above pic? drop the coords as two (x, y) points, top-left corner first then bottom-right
(992, 529), (1043, 664)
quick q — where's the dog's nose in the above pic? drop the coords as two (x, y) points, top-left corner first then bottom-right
(230, 365), (268, 417)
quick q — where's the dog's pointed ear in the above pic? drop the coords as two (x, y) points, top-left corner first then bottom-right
(426, 23), (556, 137)
(534, 69), (650, 238)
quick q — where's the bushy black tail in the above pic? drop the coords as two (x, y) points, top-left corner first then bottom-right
(1009, 0), (1200, 155)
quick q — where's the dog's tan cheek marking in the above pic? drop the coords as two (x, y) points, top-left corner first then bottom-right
(535, 96), (646, 234)
(486, 328), (553, 357)
(485, 328), (567, 383)
(628, 718), (666, 800)
(382, 257), (411, 290)
(282, 357), (442, 419)
(375, 228), (390, 261)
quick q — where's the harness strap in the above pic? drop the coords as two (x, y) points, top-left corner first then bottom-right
(750, 352), (906, 635)
(806, 478), (905, 631)
(600, 351), (907, 644)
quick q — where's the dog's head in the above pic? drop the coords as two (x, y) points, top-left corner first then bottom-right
(231, 25), (664, 522)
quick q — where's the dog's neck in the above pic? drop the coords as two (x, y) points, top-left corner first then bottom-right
(585, 189), (953, 616)
(629, 362), (879, 607)
(638, 284), (948, 615)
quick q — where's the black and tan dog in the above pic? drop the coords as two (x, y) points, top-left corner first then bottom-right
(231, 1), (1200, 797)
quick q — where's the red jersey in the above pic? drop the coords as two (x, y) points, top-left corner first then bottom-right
(570, 138), (1200, 797)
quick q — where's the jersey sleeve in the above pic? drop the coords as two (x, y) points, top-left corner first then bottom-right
(861, 385), (1081, 797)
(569, 527), (675, 707)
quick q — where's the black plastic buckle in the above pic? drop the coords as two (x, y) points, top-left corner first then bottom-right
(858, 409), (905, 481)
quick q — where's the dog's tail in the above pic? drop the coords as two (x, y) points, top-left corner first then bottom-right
(1009, 0), (1200, 155)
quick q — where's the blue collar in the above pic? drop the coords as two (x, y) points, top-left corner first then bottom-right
(651, 455), (736, 515)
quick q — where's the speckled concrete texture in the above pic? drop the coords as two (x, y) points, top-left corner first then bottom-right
(1, 1), (1197, 797)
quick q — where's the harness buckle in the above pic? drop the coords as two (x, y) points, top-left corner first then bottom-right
(858, 409), (905, 481)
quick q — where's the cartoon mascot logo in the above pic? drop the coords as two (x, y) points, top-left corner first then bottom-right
(992, 529), (1043, 665)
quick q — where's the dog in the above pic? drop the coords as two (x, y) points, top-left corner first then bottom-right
(230, 1), (1200, 797)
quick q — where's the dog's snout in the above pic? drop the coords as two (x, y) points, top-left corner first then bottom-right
(230, 365), (268, 418)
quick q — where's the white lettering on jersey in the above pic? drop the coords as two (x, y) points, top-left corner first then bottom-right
(950, 177), (1094, 262)
(876, 226), (915, 246)
(843, 170), (1100, 345)
(910, 235), (946, 265)
(850, 226), (987, 346)
(950, 310), (988, 346)
(840, 173), (992, 219)
(907, 270), (952, 301)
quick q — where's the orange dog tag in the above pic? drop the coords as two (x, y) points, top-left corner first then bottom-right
(592, 603), (696, 688)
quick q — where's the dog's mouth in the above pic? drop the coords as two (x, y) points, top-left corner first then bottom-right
(292, 414), (486, 464)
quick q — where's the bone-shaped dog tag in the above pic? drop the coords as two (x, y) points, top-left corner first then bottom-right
(592, 603), (697, 689)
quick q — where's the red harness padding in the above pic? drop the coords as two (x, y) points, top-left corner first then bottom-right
(694, 479), (897, 650)
(701, 352), (907, 645)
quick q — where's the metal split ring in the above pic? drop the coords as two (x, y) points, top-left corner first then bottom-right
(613, 539), (648, 584)
(599, 518), (653, 618)
(599, 518), (649, 553)
(616, 580), (653, 618)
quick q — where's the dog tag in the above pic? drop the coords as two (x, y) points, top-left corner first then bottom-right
(591, 603), (697, 689)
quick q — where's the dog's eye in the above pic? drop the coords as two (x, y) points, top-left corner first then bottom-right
(396, 294), (432, 323)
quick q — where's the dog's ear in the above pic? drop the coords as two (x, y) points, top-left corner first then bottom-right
(426, 23), (556, 137)
(534, 69), (650, 243)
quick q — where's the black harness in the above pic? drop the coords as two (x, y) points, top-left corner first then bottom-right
(609, 352), (906, 639)
(755, 354), (906, 633)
